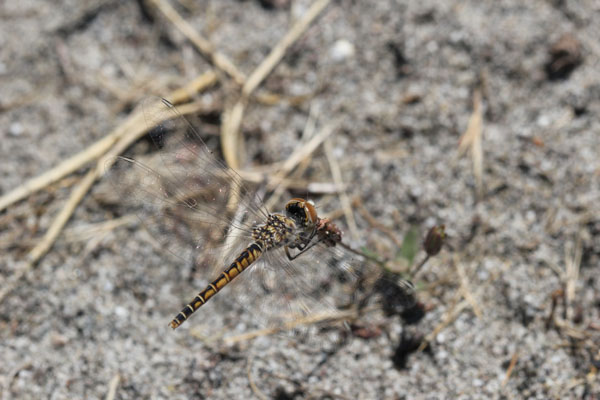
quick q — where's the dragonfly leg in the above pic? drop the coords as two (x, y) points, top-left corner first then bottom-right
(294, 227), (318, 251)
(285, 239), (322, 260)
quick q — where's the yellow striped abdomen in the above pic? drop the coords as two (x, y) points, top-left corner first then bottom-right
(169, 242), (263, 329)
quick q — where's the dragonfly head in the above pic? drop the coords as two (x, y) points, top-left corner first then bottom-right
(284, 198), (318, 231)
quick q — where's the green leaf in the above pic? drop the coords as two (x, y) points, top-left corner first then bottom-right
(398, 227), (419, 265)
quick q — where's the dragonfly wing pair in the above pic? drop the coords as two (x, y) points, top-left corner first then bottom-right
(106, 99), (368, 339)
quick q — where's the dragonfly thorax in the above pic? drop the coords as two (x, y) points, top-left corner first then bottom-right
(251, 213), (296, 250)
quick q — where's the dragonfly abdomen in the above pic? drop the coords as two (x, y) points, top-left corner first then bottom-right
(169, 242), (263, 329)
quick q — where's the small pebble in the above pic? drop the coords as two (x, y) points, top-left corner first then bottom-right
(536, 114), (550, 127)
(330, 39), (355, 61)
(115, 306), (129, 318)
(9, 122), (24, 136)
(103, 281), (114, 292)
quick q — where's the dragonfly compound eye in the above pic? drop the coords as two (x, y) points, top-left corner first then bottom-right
(285, 198), (318, 228)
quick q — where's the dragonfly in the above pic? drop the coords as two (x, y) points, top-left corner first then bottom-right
(169, 197), (340, 329)
(108, 98), (415, 334)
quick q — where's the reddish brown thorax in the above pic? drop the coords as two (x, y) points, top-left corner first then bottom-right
(316, 218), (342, 247)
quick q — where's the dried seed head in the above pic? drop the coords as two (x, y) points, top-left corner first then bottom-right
(424, 224), (445, 256)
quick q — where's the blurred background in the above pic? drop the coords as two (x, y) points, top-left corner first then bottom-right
(1, 0), (599, 398)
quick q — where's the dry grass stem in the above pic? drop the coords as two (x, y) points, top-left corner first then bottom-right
(418, 268), (500, 352)
(62, 215), (138, 243)
(564, 236), (582, 322)
(501, 351), (519, 387)
(247, 358), (269, 400)
(353, 197), (403, 248)
(149, 0), (246, 85)
(25, 100), (206, 266)
(166, 71), (219, 105)
(458, 89), (484, 198)
(264, 161), (310, 212)
(221, 0), (332, 168)
(0, 92), (40, 113)
(0, 83), (213, 305)
(104, 374), (120, 400)
(418, 298), (470, 352)
(253, 90), (314, 107)
(0, 127), (121, 213)
(324, 138), (359, 242)
(264, 121), (337, 210)
(261, 104), (318, 208)
(410, 254), (430, 277)
(221, 100), (247, 170)
(27, 170), (99, 265)
(0, 71), (217, 213)
(322, 195), (364, 222)
(242, 172), (343, 194)
(220, 309), (357, 345)
(276, 122), (337, 186)
(553, 319), (589, 341)
(241, 0), (331, 96)
(455, 257), (483, 319)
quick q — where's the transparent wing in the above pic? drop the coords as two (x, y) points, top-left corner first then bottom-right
(105, 97), (268, 265)
(105, 98), (416, 345)
(141, 97), (270, 225)
(205, 224), (417, 344)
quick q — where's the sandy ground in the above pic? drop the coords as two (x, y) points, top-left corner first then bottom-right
(1, 0), (599, 399)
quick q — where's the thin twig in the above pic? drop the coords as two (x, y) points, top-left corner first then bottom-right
(418, 297), (470, 352)
(149, 0), (246, 85)
(104, 374), (120, 400)
(166, 71), (219, 105)
(353, 197), (403, 248)
(262, 104), (318, 209)
(455, 257), (483, 319)
(238, 169), (343, 195)
(218, 309), (357, 345)
(221, 0), (332, 168)
(275, 122), (337, 184)
(457, 89), (484, 199)
(247, 358), (268, 400)
(418, 268), (500, 352)
(323, 138), (359, 242)
(264, 121), (338, 210)
(27, 170), (99, 264)
(501, 351), (519, 388)
(564, 235), (582, 322)
(410, 254), (430, 277)
(61, 214), (150, 243)
(242, 0), (331, 96)
(0, 130), (119, 213)
(221, 100), (247, 170)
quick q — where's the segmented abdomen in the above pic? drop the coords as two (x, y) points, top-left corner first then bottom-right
(169, 242), (263, 329)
